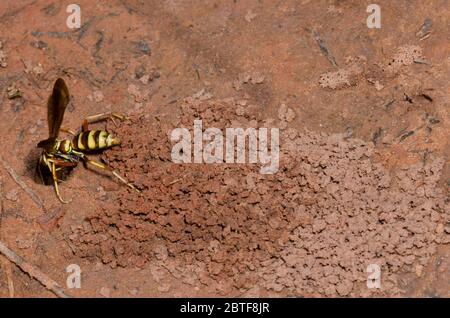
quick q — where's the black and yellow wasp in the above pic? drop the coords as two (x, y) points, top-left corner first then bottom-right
(37, 78), (139, 203)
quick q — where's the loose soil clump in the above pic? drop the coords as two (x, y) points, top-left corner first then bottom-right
(69, 98), (449, 296)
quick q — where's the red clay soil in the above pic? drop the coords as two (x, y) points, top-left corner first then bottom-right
(0, 0), (448, 297)
(68, 98), (449, 297)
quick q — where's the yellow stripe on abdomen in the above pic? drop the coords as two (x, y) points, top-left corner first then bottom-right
(87, 130), (97, 149)
(76, 132), (86, 150)
(98, 131), (109, 148)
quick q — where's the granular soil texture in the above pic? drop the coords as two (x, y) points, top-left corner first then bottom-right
(69, 98), (449, 297)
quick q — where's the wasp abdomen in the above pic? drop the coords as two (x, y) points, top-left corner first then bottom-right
(72, 130), (120, 151)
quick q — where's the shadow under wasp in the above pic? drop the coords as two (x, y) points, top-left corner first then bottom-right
(36, 78), (139, 203)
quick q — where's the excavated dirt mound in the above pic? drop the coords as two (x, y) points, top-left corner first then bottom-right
(69, 98), (449, 296)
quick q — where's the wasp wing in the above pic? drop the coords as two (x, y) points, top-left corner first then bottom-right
(48, 78), (70, 139)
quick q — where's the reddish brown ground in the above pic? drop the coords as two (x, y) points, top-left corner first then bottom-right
(0, 0), (448, 297)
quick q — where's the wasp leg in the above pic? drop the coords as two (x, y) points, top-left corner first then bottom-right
(50, 159), (79, 168)
(36, 156), (45, 184)
(81, 155), (140, 193)
(49, 161), (71, 204)
(60, 127), (76, 135)
(81, 112), (128, 131)
(47, 159), (78, 203)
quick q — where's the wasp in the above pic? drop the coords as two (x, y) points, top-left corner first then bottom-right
(37, 78), (139, 203)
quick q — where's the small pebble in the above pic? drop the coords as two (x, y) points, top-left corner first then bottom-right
(414, 264), (423, 277)
(5, 189), (19, 201)
(130, 288), (139, 295)
(93, 90), (104, 103)
(99, 287), (111, 298)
